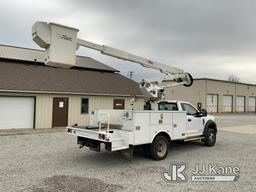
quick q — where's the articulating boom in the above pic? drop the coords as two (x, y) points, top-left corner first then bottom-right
(32, 21), (193, 99)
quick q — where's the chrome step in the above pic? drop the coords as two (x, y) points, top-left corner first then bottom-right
(184, 136), (205, 142)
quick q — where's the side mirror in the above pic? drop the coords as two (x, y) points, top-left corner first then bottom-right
(194, 111), (203, 117)
(201, 109), (208, 117)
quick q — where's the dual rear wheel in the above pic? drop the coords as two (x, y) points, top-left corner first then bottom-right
(149, 135), (169, 160)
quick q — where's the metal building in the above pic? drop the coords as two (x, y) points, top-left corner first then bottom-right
(0, 44), (145, 129)
(165, 78), (256, 113)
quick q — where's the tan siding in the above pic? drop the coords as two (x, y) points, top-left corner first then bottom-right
(68, 96), (89, 127)
(1, 78), (256, 129)
(0, 91), (145, 129)
(35, 94), (52, 129)
(236, 84), (251, 112)
(165, 80), (206, 109)
(68, 96), (144, 127)
(165, 79), (256, 113)
(206, 81), (236, 112)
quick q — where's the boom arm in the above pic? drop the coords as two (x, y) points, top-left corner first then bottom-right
(32, 21), (193, 99)
(77, 39), (183, 75)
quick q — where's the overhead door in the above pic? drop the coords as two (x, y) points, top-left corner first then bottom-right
(249, 97), (256, 112)
(223, 95), (233, 112)
(0, 97), (34, 129)
(236, 96), (245, 112)
(207, 94), (218, 113)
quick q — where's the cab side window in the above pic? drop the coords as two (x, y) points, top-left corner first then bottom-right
(158, 102), (178, 111)
(181, 103), (198, 115)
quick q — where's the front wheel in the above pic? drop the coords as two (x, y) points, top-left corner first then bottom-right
(204, 128), (216, 147)
(150, 136), (169, 160)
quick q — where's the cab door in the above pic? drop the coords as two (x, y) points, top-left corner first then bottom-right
(180, 103), (204, 137)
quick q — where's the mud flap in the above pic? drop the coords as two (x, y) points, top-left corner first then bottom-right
(121, 145), (134, 161)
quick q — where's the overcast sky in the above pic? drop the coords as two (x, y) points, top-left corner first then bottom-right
(0, 0), (256, 83)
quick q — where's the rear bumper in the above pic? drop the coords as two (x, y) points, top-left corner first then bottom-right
(66, 126), (111, 142)
(77, 136), (111, 152)
(66, 126), (130, 152)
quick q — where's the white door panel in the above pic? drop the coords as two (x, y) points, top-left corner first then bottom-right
(0, 97), (34, 129)
(236, 96), (245, 112)
(186, 115), (204, 136)
(207, 94), (218, 113)
(172, 112), (187, 139)
(223, 95), (233, 112)
(134, 112), (150, 145)
(180, 103), (204, 137)
(249, 97), (256, 112)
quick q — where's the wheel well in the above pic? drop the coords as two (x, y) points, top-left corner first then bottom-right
(208, 123), (217, 132)
(153, 132), (171, 142)
(204, 120), (217, 135)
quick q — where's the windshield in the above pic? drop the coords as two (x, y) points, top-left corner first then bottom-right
(158, 102), (178, 111)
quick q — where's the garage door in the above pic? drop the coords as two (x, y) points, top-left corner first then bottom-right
(223, 95), (233, 112)
(0, 97), (34, 129)
(249, 97), (256, 112)
(236, 96), (245, 112)
(207, 94), (218, 113)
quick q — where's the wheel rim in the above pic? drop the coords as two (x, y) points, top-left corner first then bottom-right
(156, 140), (167, 157)
(209, 132), (215, 142)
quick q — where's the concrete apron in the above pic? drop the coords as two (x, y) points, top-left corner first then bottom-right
(0, 127), (65, 136)
(220, 124), (256, 134)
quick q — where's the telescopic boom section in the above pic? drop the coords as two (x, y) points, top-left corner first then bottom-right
(32, 21), (193, 99)
(77, 39), (183, 75)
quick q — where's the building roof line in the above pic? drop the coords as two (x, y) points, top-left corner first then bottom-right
(0, 43), (114, 61)
(0, 44), (119, 72)
(195, 78), (256, 86)
(0, 43), (42, 52)
(0, 57), (118, 73)
(0, 89), (144, 97)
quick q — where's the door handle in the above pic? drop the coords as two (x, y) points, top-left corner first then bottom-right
(188, 119), (192, 122)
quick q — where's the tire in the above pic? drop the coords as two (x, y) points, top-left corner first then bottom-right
(150, 136), (169, 160)
(142, 144), (150, 158)
(204, 128), (216, 147)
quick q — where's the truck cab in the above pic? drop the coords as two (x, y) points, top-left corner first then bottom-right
(158, 100), (215, 137)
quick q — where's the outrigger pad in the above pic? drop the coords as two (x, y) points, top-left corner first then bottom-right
(121, 146), (134, 161)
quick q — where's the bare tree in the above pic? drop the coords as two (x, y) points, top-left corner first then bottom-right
(228, 74), (240, 82)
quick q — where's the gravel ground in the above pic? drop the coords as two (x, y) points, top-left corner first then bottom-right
(0, 114), (256, 192)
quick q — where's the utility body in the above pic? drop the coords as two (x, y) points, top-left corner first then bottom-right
(66, 101), (217, 160)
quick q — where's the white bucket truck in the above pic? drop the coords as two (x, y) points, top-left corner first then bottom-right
(32, 22), (217, 160)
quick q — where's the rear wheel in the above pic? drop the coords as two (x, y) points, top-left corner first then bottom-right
(142, 144), (150, 158)
(204, 128), (216, 146)
(150, 136), (169, 160)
